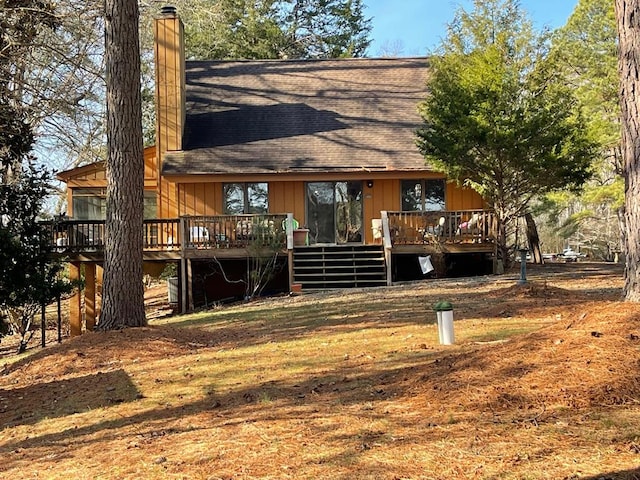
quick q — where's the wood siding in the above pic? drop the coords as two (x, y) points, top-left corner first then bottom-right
(154, 12), (184, 155)
(63, 165), (107, 186)
(170, 178), (483, 245)
(62, 147), (156, 188)
(155, 10), (184, 221)
(270, 181), (306, 222)
(61, 154), (484, 240)
(446, 182), (484, 210)
(178, 182), (219, 216)
(144, 145), (158, 187)
(61, 146), (158, 218)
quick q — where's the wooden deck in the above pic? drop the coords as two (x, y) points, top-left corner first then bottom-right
(46, 211), (497, 326)
(42, 210), (496, 260)
(385, 210), (496, 252)
(42, 214), (290, 260)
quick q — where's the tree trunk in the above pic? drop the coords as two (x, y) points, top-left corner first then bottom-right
(99, 0), (146, 329)
(616, 0), (640, 301)
(525, 213), (544, 264)
(496, 216), (509, 271)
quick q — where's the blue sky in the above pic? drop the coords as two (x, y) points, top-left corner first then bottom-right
(364, 0), (580, 57)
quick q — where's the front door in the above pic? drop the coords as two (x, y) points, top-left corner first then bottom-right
(306, 181), (363, 244)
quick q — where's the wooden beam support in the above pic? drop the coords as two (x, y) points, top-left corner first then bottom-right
(96, 264), (104, 322)
(180, 216), (188, 313)
(85, 263), (96, 331)
(187, 259), (194, 312)
(69, 263), (82, 336)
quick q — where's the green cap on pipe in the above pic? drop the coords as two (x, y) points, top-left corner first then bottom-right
(433, 301), (453, 311)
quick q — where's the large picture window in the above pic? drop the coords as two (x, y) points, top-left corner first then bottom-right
(72, 188), (158, 220)
(143, 191), (157, 219)
(401, 179), (446, 211)
(223, 183), (268, 214)
(72, 188), (106, 220)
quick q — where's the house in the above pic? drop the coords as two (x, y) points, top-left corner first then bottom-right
(49, 6), (496, 335)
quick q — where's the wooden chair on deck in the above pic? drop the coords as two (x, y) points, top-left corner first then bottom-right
(422, 215), (446, 243)
(456, 213), (482, 242)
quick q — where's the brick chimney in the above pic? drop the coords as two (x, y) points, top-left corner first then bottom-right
(154, 5), (185, 154)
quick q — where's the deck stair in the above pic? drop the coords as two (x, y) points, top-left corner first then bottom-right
(292, 245), (387, 289)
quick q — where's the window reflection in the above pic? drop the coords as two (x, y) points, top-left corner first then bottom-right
(224, 183), (268, 214)
(307, 181), (362, 244)
(247, 183), (268, 214)
(401, 179), (445, 211)
(144, 191), (157, 219)
(72, 188), (106, 220)
(71, 188), (159, 220)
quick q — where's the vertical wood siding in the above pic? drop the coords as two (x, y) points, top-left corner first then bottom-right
(270, 181), (306, 224)
(176, 183), (220, 216)
(154, 15), (184, 154)
(171, 179), (484, 245)
(446, 182), (484, 210)
(154, 12), (184, 221)
(144, 145), (158, 184)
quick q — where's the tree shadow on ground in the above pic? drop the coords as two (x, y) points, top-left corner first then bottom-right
(0, 264), (622, 367)
(0, 323), (637, 476)
(582, 468), (640, 480)
(163, 285), (619, 351)
(0, 369), (140, 429)
(0, 263), (631, 476)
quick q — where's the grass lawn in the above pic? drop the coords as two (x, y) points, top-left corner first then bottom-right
(1, 262), (640, 479)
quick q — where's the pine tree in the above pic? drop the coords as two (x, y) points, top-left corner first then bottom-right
(98, 0), (146, 329)
(540, 0), (622, 260)
(0, 1), (70, 351)
(416, 0), (597, 264)
(615, 0), (640, 301)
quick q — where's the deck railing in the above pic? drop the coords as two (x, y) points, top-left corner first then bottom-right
(42, 219), (105, 251)
(42, 214), (289, 252)
(145, 219), (181, 250)
(41, 218), (182, 251)
(181, 214), (288, 249)
(42, 211), (494, 253)
(385, 210), (496, 246)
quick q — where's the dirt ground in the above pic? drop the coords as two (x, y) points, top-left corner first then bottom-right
(1, 261), (640, 479)
(0, 280), (176, 357)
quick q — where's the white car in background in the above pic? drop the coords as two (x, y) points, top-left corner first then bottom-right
(559, 248), (586, 262)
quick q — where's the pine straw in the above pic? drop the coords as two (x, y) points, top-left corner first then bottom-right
(1, 263), (640, 479)
(407, 301), (640, 410)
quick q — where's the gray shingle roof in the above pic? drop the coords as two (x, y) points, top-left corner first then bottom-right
(162, 57), (430, 176)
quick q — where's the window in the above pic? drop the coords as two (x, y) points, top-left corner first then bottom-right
(71, 188), (158, 220)
(306, 181), (363, 244)
(401, 179), (445, 211)
(223, 183), (268, 214)
(143, 191), (157, 219)
(72, 188), (106, 220)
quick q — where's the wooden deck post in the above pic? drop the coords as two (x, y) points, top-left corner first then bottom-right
(84, 263), (96, 331)
(180, 216), (188, 313)
(286, 213), (294, 289)
(69, 262), (82, 336)
(187, 259), (194, 312)
(96, 264), (103, 321)
(381, 211), (393, 286)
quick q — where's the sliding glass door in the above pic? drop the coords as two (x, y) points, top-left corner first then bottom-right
(306, 181), (363, 244)
(307, 182), (334, 244)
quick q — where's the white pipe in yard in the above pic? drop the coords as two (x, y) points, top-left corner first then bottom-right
(440, 309), (455, 345)
(434, 301), (455, 345)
